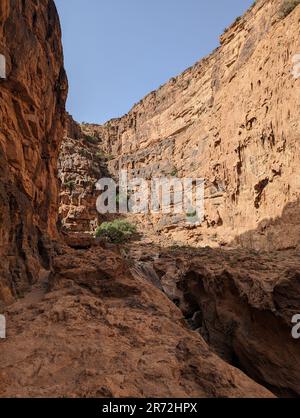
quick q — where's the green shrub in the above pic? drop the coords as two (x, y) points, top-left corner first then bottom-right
(78, 148), (90, 158)
(96, 151), (104, 158)
(170, 167), (178, 177)
(95, 150), (114, 161)
(95, 220), (137, 243)
(105, 153), (114, 161)
(279, 0), (300, 18)
(186, 209), (197, 218)
(64, 180), (75, 191)
(84, 135), (98, 144)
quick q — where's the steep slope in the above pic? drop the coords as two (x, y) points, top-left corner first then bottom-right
(61, 0), (300, 251)
(0, 0), (67, 307)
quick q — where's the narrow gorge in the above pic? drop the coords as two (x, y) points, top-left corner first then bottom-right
(0, 0), (300, 398)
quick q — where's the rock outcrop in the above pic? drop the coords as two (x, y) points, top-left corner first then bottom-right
(0, 0), (67, 306)
(0, 242), (273, 398)
(129, 243), (300, 397)
(60, 0), (300, 251)
(58, 116), (105, 233)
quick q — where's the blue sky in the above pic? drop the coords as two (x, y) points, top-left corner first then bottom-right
(55, 0), (254, 124)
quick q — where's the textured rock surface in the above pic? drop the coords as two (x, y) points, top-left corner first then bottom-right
(58, 116), (105, 233)
(0, 0), (67, 306)
(0, 243), (273, 398)
(60, 0), (300, 251)
(1, 0), (300, 399)
(128, 243), (300, 397)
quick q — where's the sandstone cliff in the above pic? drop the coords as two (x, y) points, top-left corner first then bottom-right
(60, 0), (300, 251)
(0, 0), (67, 306)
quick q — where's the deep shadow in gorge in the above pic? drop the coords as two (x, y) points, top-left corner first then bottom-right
(177, 266), (300, 398)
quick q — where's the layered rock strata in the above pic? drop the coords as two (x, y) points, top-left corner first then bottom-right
(0, 0), (67, 306)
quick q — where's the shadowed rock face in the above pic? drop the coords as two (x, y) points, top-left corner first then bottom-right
(0, 0), (67, 305)
(129, 243), (300, 397)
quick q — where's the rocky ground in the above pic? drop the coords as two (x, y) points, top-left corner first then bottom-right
(0, 241), (274, 398)
(1, 0), (300, 399)
(1, 234), (299, 397)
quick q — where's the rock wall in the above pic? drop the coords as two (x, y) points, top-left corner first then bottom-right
(70, 0), (300, 251)
(58, 117), (105, 233)
(129, 243), (300, 397)
(0, 0), (67, 306)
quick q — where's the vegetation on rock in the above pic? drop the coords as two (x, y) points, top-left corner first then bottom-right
(63, 180), (76, 192)
(95, 220), (137, 243)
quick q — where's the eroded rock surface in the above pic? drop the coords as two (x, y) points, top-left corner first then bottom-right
(0, 243), (273, 398)
(129, 243), (300, 397)
(58, 116), (106, 233)
(0, 0), (67, 305)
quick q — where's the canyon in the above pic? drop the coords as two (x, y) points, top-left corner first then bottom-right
(0, 0), (300, 398)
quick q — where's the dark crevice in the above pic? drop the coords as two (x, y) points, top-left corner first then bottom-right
(147, 265), (299, 398)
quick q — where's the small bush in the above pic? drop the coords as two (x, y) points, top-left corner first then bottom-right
(64, 180), (75, 191)
(95, 150), (114, 161)
(85, 135), (98, 144)
(186, 209), (197, 218)
(105, 153), (114, 161)
(170, 167), (178, 177)
(279, 0), (300, 18)
(95, 220), (137, 243)
(78, 149), (90, 158)
(96, 151), (104, 159)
